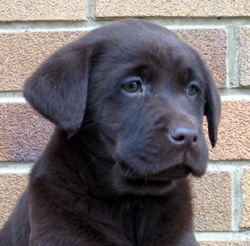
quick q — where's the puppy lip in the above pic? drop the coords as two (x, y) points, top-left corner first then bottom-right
(123, 176), (173, 188)
(191, 168), (206, 177)
(119, 161), (191, 181)
(162, 164), (192, 180)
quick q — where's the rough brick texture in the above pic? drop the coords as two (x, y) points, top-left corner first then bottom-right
(96, 0), (250, 17)
(238, 28), (250, 87)
(192, 172), (232, 231)
(0, 32), (85, 91)
(0, 29), (225, 91)
(0, 0), (85, 21)
(0, 104), (53, 162)
(209, 101), (250, 161)
(0, 174), (28, 227)
(241, 169), (250, 228)
(201, 243), (250, 246)
(176, 29), (226, 88)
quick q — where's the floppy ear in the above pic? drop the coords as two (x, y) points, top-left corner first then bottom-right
(23, 37), (94, 137)
(204, 71), (221, 148)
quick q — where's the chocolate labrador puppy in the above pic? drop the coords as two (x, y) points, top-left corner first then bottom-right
(0, 20), (221, 246)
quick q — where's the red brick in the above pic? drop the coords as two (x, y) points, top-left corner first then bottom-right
(209, 101), (250, 161)
(96, 0), (250, 17)
(0, 174), (28, 227)
(192, 172), (232, 231)
(0, 32), (85, 91)
(0, 0), (86, 21)
(175, 29), (226, 88)
(0, 104), (53, 162)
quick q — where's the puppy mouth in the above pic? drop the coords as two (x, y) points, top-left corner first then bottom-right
(115, 161), (191, 195)
(119, 161), (191, 180)
(122, 176), (173, 190)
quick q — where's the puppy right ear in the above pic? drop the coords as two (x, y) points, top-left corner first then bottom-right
(23, 37), (94, 137)
(203, 68), (221, 148)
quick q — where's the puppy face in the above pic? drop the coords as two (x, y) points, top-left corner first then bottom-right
(88, 24), (218, 195)
(24, 20), (221, 196)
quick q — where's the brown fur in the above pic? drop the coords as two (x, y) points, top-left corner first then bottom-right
(0, 20), (221, 246)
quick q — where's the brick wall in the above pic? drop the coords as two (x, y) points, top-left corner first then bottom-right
(0, 0), (250, 245)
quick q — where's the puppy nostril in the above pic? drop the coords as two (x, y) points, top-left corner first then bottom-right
(193, 136), (198, 143)
(169, 127), (198, 146)
(172, 134), (185, 142)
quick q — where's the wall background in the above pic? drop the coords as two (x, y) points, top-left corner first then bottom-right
(0, 0), (250, 245)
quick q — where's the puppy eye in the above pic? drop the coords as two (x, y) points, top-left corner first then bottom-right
(122, 80), (142, 93)
(187, 83), (199, 96)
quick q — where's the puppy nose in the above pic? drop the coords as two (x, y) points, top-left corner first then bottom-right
(169, 127), (198, 147)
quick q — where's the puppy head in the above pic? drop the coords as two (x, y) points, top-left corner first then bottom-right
(24, 20), (221, 195)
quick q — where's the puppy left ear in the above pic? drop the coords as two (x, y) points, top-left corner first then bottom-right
(204, 71), (221, 148)
(24, 37), (94, 137)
